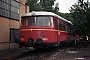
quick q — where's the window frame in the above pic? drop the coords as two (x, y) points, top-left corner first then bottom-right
(37, 16), (50, 26)
(0, 0), (20, 20)
(21, 16), (54, 27)
(58, 20), (63, 31)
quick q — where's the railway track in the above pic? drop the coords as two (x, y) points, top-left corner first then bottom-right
(20, 49), (60, 60)
(12, 48), (57, 60)
(1, 46), (88, 60)
(1, 47), (67, 60)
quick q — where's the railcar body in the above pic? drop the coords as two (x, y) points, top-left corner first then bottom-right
(16, 11), (72, 48)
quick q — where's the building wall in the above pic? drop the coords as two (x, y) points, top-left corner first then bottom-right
(0, 0), (29, 50)
(0, 17), (9, 43)
(25, 5), (29, 13)
(16, 0), (29, 24)
(0, 17), (10, 50)
(10, 20), (20, 29)
(0, 17), (20, 50)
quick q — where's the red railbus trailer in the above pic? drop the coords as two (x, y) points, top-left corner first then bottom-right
(15, 11), (72, 49)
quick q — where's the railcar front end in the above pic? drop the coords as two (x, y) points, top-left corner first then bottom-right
(19, 15), (57, 48)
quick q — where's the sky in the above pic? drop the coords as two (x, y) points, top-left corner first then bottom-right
(56, 0), (89, 13)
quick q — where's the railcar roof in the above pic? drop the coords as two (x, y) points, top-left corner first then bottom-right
(22, 11), (72, 24)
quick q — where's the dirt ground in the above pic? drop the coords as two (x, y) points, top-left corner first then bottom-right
(1, 47), (90, 60)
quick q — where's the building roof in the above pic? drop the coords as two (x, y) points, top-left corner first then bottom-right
(22, 11), (72, 24)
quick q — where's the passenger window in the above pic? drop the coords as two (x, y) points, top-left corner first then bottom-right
(29, 17), (36, 26)
(66, 24), (68, 32)
(25, 19), (28, 26)
(58, 21), (62, 30)
(63, 24), (65, 31)
(37, 17), (50, 26)
(21, 18), (29, 26)
(21, 17), (36, 26)
(65, 24), (71, 32)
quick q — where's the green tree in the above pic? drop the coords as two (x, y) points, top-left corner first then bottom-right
(54, 2), (59, 12)
(27, 0), (42, 11)
(27, 0), (57, 12)
(40, 0), (56, 12)
(70, 0), (89, 36)
(85, 8), (90, 34)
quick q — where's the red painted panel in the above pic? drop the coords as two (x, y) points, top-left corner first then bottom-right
(20, 26), (57, 43)
(57, 31), (70, 42)
(20, 26), (71, 44)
